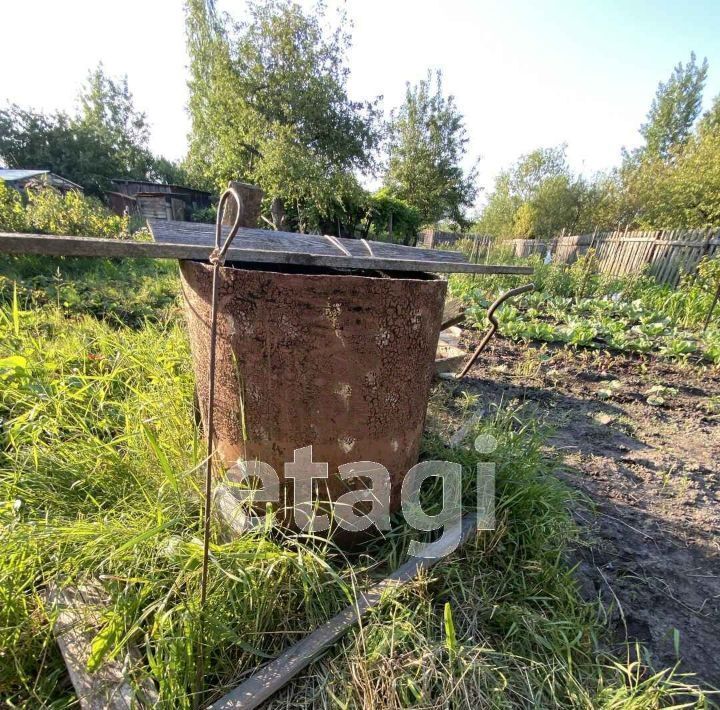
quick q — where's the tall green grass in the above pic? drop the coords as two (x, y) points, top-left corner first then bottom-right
(0, 255), (712, 707)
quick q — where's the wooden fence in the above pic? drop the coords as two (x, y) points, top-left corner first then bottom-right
(512, 227), (720, 287)
(419, 230), (494, 262)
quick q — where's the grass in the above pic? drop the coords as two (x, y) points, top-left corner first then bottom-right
(0, 255), (179, 328)
(0, 254), (713, 707)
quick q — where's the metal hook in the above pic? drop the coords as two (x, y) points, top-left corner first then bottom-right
(455, 283), (535, 379)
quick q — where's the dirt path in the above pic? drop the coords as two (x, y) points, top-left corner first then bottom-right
(437, 335), (720, 688)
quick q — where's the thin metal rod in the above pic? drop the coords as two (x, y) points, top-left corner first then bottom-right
(456, 283), (535, 379)
(196, 186), (243, 701)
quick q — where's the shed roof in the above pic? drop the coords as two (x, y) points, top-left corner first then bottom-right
(111, 179), (211, 196)
(0, 169), (49, 182)
(0, 169), (83, 190)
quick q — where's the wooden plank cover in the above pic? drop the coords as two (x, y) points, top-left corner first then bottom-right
(0, 231), (533, 275)
(148, 219), (468, 264)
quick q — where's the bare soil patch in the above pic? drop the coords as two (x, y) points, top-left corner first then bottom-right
(434, 334), (720, 688)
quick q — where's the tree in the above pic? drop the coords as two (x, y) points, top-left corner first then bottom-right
(506, 145), (569, 201)
(699, 94), (720, 135)
(0, 65), (182, 195)
(626, 126), (720, 228)
(384, 70), (477, 226)
(612, 54), (720, 229)
(475, 145), (588, 238)
(76, 64), (154, 181)
(149, 156), (191, 186)
(0, 105), (76, 176)
(184, 0), (380, 232)
(638, 52), (708, 160)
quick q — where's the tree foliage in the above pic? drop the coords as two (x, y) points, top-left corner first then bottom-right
(475, 146), (589, 238)
(477, 53), (720, 236)
(76, 65), (154, 183)
(638, 52), (708, 161)
(613, 53), (719, 229)
(384, 70), (477, 227)
(185, 0), (380, 232)
(0, 65), (182, 195)
(622, 125), (720, 228)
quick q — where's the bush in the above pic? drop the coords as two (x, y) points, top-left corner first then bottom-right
(26, 188), (129, 237)
(189, 204), (217, 223)
(0, 182), (29, 232)
(366, 188), (422, 244)
(0, 185), (129, 238)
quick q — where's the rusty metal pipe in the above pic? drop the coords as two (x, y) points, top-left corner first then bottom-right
(456, 283), (535, 379)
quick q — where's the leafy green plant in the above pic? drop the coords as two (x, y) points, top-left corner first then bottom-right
(0, 181), (29, 232)
(597, 380), (623, 400)
(645, 384), (678, 406)
(450, 250), (720, 365)
(26, 187), (129, 237)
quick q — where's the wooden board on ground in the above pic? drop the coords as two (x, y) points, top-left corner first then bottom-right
(208, 514), (480, 710)
(45, 583), (158, 709)
(0, 231), (533, 276)
(435, 326), (467, 374)
(440, 298), (467, 330)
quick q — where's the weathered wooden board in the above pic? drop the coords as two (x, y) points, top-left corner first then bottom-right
(149, 219), (468, 264)
(45, 583), (158, 709)
(0, 231), (533, 276)
(208, 514), (480, 710)
(440, 298), (467, 330)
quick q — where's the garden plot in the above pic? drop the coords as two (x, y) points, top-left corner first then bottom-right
(439, 332), (720, 687)
(0, 254), (715, 707)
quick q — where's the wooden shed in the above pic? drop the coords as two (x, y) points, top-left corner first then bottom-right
(107, 179), (211, 221)
(0, 169), (83, 194)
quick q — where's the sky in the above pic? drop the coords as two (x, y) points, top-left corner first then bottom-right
(2, 0), (720, 208)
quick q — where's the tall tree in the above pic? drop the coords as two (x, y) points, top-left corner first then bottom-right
(613, 54), (716, 228)
(639, 52), (708, 160)
(185, 0), (380, 232)
(475, 145), (588, 238)
(384, 70), (477, 226)
(76, 64), (153, 181)
(699, 94), (720, 135)
(0, 64), (173, 195)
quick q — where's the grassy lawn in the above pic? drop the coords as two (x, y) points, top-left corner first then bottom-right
(0, 255), (712, 707)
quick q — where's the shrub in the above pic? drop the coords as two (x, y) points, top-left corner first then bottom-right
(366, 188), (422, 244)
(0, 182), (29, 232)
(25, 188), (129, 237)
(1, 184), (129, 238)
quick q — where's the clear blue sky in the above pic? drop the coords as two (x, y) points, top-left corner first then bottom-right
(2, 0), (719, 208)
